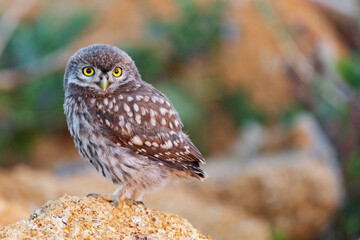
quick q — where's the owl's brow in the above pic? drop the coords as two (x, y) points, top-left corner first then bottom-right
(77, 55), (92, 66)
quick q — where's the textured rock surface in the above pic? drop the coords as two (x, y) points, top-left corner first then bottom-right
(0, 195), (210, 240)
(204, 156), (340, 240)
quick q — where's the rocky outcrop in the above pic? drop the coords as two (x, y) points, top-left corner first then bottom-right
(0, 195), (210, 240)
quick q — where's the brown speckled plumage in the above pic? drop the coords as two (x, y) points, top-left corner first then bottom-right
(63, 44), (206, 201)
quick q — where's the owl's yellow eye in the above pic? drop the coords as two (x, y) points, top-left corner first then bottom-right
(83, 67), (94, 76)
(113, 67), (122, 77)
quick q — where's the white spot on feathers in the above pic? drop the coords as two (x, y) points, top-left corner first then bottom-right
(150, 109), (155, 117)
(118, 115), (125, 126)
(135, 114), (141, 124)
(174, 120), (180, 128)
(131, 136), (143, 145)
(150, 117), (156, 126)
(161, 140), (173, 149)
(124, 103), (130, 112)
(133, 103), (139, 112)
(161, 118), (166, 126)
(160, 107), (167, 115)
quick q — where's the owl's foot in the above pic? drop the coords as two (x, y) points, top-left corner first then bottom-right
(86, 193), (119, 207)
(130, 200), (145, 206)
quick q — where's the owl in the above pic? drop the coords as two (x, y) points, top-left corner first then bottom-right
(63, 44), (207, 203)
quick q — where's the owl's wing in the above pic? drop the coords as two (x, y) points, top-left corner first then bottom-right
(93, 86), (206, 179)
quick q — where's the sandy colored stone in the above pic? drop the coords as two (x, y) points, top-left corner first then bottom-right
(204, 156), (341, 240)
(0, 195), (210, 240)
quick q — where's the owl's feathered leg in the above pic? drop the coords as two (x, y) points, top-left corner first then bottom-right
(113, 185), (130, 201)
(129, 190), (144, 206)
(112, 186), (144, 205)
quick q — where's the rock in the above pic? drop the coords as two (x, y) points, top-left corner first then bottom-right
(0, 165), (271, 240)
(201, 113), (342, 240)
(145, 185), (272, 240)
(0, 195), (210, 240)
(204, 155), (340, 240)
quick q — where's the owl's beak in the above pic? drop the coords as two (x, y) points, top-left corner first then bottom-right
(99, 78), (109, 91)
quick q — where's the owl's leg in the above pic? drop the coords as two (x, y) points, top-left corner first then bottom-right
(112, 186), (144, 206)
(129, 190), (145, 206)
(112, 185), (130, 201)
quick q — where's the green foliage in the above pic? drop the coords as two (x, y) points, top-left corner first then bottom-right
(271, 229), (288, 240)
(340, 197), (360, 239)
(0, 11), (92, 68)
(123, 46), (165, 84)
(157, 83), (204, 127)
(150, 0), (224, 60)
(222, 90), (265, 124)
(0, 11), (92, 163)
(279, 105), (303, 127)
(338, 55), (360, 90)
(0, 72), (65, 163)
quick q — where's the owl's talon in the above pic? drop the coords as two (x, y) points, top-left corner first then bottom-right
(86, 193), (116, 205)
(112, 200), (119, 207)
(86, 193), (99, 197)
(131, 200), (145, 206)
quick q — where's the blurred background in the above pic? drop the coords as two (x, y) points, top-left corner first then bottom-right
(0, 0), (359, 239)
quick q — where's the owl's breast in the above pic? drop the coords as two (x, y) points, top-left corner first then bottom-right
(64, 97), (95, 142)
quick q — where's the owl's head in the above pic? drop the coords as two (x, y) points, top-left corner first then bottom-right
(64, 44), (140, 95)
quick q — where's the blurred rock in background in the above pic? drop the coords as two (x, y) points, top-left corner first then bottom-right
(0, 0), (359, 239)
